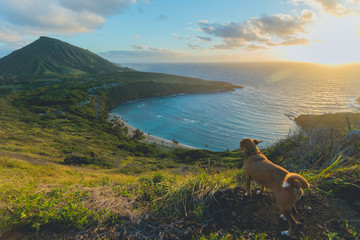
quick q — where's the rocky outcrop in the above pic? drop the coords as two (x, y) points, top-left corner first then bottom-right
(295, 112), (360, 133)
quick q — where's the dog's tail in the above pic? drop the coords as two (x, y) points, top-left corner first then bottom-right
(282, 173), (310, 189)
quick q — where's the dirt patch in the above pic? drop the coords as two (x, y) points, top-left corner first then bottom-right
(207, 187), (359, 239)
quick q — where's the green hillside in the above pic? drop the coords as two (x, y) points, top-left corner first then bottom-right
(0, 36), (127, 77)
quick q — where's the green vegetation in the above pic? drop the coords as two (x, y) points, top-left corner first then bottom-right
(1, 79), (358, 238)
(0, 37), (358, 239)
(3, 187), (92, 232)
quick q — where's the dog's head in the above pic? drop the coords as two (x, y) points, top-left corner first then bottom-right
(240, 138), (262, 152)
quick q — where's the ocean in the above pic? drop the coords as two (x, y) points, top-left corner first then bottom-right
(111, 62), (360, 151)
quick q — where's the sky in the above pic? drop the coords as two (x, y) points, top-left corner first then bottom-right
(0, 0), (360, 64)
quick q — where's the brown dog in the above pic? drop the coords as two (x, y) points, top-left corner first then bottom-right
(240, 138), (310, 237)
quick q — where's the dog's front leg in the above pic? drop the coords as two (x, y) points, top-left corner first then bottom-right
(245, 176), (252, 197)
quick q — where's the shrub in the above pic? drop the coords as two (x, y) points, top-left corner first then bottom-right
(63, 156), (113, 168)
(137, 172), (169, 202)
(2, 187), (93, 232)
(132, 128), (144, 140)
(172, 149), (212, 163)
(117, 141), (157, 157)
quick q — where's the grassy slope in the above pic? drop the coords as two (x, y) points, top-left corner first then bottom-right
(1, 154), (358, 239)
(0, 73), (359, 239)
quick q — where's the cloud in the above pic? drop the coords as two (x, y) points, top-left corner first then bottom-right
(251, 10), (313, 37)
(186, 44), (203, 50)
(148, 47), (181, 55)
(99, 48), (184, 63)
(132, 44), (147, 50)
(172, 33), (191, 41)
(279, 37), (309, 46)
(58, 0), (131, 15)
(0, 25), (24, 43)
(315, 0), (360, 16)
(213, 38), (246, 49)
(197, 36), (212, 42)
(293, 0), (360, 16)
(198, 21), (261, 41)
(197, 9), (314, 50)
(172, 33), (183, 40)
(0, 0), (138, 46)
(245, 44), (268, 51)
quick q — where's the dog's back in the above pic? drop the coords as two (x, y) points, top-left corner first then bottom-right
(243, 151), (289, 190)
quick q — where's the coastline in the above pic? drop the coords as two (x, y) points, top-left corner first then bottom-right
(108, 113), (194, 150)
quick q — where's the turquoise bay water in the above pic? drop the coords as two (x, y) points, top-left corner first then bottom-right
(112, 62), (360, 151)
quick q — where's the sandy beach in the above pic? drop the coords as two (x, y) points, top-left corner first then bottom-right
(109, 113), (194, 150)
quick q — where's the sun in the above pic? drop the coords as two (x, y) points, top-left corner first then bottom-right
(286, 15), (360, 65)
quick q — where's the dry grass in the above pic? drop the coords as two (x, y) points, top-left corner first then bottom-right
(83, 185), (143, 223)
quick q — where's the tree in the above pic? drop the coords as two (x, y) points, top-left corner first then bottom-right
(133, 128), (144, 140)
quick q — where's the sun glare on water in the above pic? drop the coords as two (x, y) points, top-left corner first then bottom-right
(287, 16), (360, 65)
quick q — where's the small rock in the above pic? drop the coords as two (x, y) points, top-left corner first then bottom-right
(304, 205), (312, 211)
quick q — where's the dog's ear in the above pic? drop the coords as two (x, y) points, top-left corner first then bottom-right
(254, 139), (263, 145)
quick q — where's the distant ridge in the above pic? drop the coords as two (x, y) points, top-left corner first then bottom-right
(0, 36), (127, 76)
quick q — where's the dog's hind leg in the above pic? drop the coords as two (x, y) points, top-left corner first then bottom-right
(292, 205), (299, 216)
(245, 176), (252, 197)
(291, 206), (301, 225)
(256, 185), (265, 195)
(281, 210), (298, 237)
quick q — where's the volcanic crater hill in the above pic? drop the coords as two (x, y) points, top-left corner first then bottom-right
(0, 36), (129, 77)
